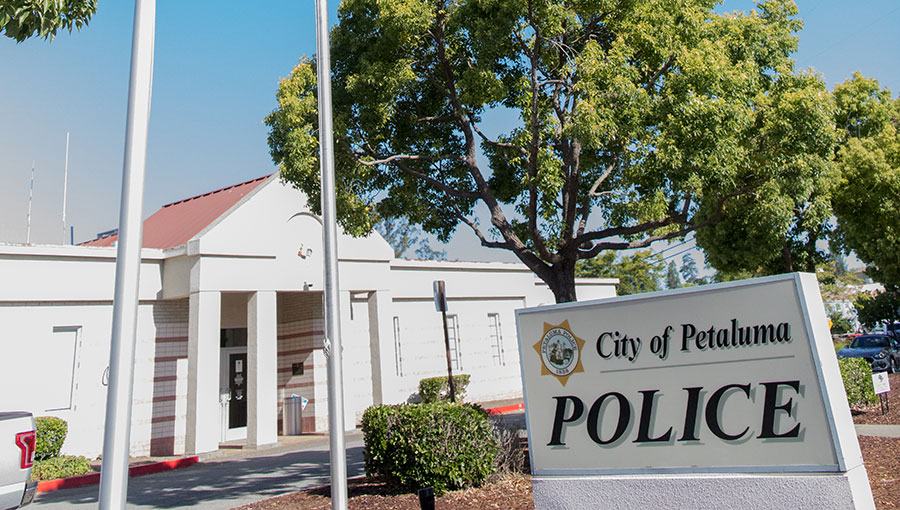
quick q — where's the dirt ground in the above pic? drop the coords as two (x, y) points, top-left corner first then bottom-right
(237, 437), (900, 510)
(852, 372), (900, 425)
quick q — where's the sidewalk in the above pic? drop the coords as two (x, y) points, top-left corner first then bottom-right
(855, 424), (900, 438)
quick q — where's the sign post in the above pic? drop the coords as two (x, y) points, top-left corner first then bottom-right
(516, 273), (875, 509)
(872, 371), (890, 415)
(433, 280), (456, 402)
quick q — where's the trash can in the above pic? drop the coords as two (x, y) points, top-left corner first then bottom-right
(283, 395), (303, 435)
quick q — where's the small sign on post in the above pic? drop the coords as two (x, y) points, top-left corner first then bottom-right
(433, 280), (456, 402)
(873, 371), (890, 415)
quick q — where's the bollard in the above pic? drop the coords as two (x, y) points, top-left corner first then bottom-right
(417, 487), (435, 510)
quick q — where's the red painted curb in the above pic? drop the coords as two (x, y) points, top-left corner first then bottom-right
(486, 403), (524, 415)
(36, 456), (200, 493)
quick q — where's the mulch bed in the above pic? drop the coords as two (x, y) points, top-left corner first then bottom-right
(852, 372), (900, 425)
(859, 436), (900, 509)
(237, 436), (900, 510)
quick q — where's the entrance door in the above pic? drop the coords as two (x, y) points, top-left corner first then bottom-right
(220, 348), (248, 442)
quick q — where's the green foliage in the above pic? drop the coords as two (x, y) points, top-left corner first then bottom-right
(418, 374), (470, 403)
(375, 216), (446, 260)
(0, 0), (96, 42)
(30, 455), (92, 481)
(35, 416), (67, 461)
(829, 311), (853, 335)
(267, 0), (832, 303)
(361, 403), (497, 494)
(837, 358), (878, 408)
(854, 287), (900, 330)
(665, 261), (681, 289)
(576, 250), (665, 295)
(832, 74), (900, 287)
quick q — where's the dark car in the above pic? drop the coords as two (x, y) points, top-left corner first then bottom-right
(837, 334), (900, 373)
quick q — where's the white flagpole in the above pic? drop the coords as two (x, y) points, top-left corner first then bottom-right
(98, 0), (156, 508)
(26, 161), (35, 245)
(313, 0), (349, 505)
(62, 132), (70, 244)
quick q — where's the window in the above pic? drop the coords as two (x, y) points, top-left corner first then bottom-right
(44, 327), (81, 411)
(447, 314), (462, 370)
(392, 317), (403, 376)
(488, 313), (505, 366)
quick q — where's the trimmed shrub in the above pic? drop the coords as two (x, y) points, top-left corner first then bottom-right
(362, 402), (497, 495)
(418, 374), (470, 403)
(35, 416), (68, 461)
(838, 358), (878, 408)
(30, 455), (92, 481)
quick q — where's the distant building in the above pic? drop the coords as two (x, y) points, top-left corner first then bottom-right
(0, 175), (617, 457)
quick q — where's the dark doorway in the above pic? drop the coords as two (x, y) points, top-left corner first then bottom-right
(228, 352), (248, 429)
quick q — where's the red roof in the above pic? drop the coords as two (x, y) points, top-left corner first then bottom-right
(82, 175), (270, 249)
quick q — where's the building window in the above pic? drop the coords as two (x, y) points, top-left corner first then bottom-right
(447, 314), (462, 370)
(488, 313), (505, 366)
(44, 326), (81, 411)
(392, 317), (403, 376)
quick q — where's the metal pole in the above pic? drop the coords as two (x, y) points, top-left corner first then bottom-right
(25, 161), (34, 245)
(98, 1), (156, 508)
(313, 0), (348, 507)
(441, 309), (456, 403)
(62, 131), (70, 244)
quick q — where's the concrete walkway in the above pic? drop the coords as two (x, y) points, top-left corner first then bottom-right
(855, 424), (900, 438)
(31, 432), (365, 510)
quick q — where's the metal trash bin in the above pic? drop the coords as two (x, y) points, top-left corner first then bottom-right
(283, 395), (303, 435)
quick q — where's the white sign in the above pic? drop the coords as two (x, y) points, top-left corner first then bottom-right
(516, 273), (865, 476)
(873, 372), (891, 395)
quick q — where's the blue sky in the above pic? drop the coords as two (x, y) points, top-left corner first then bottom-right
(1, 1), (898, 263)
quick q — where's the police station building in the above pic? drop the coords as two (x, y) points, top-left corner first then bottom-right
(0, 174), (617, 458)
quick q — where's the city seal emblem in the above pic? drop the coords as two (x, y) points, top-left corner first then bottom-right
(533, 320), (585, 386)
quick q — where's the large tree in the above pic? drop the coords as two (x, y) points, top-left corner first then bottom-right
(267, 0), (834, 302)
(831, 74), (900, 287)
(576, 249), (664, 295)
(0, 0), (96, 42)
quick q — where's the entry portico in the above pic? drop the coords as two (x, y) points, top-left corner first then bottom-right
(0, 174), (618, 458)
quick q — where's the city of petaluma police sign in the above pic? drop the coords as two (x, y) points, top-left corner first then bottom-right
(516, 273), (875, 510)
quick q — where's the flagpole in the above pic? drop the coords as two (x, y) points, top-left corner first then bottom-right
(98, 0), (156, 508)
(313, 0), (349, 505)
(25, 161), (34, 245)
(62, 132), (70, 244)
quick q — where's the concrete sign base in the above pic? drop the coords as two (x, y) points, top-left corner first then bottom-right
(533, 467), (875, 510)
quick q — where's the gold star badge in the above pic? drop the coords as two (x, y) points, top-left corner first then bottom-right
(533, 320), (585, 387)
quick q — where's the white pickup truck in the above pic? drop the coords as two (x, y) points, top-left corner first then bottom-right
(0, 412), (37, 510)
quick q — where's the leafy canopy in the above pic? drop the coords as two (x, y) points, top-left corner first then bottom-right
(576, 249), (665, 295)
(267, 0), (833, 302)
(0, 0), (96, 42)
(831, 74), (900, 287)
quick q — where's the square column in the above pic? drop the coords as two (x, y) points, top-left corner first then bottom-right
(186, 290), (220, 455)
(248, 291), (278, 447)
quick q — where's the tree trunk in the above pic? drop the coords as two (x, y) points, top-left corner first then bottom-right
(547, 261), (578, 303)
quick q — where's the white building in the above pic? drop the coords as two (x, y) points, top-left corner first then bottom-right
(0, 175), (616, 458)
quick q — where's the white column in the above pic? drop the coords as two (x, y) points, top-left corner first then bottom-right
(367, 290), (394, 406)
(248, 291), (278, 447)
(186, 290), (220, 455)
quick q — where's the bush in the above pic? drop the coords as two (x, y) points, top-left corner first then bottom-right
(35, 417), (68, 461)
(30, 455), (92, 481)
(838, 358), (878, 408)
(418, 374), (470, 403)
(492, 422), (525, 476)
(361, 402), (497, 495)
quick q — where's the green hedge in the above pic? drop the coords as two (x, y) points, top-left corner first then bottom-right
(361, 402), (497, 495)
(30, 455), (92, 481)
(838, 358), (878, 408)
(418, 374), (470, 403)
(35, 417), (68, 461)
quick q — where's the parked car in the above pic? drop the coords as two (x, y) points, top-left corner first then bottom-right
(0, 412), (37, 509)
(837, 334), (900, 373)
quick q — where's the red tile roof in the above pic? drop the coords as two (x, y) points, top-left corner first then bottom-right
(82, 175), (270, 249)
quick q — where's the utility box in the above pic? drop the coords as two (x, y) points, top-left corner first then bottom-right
(283, 396), (303, 435)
